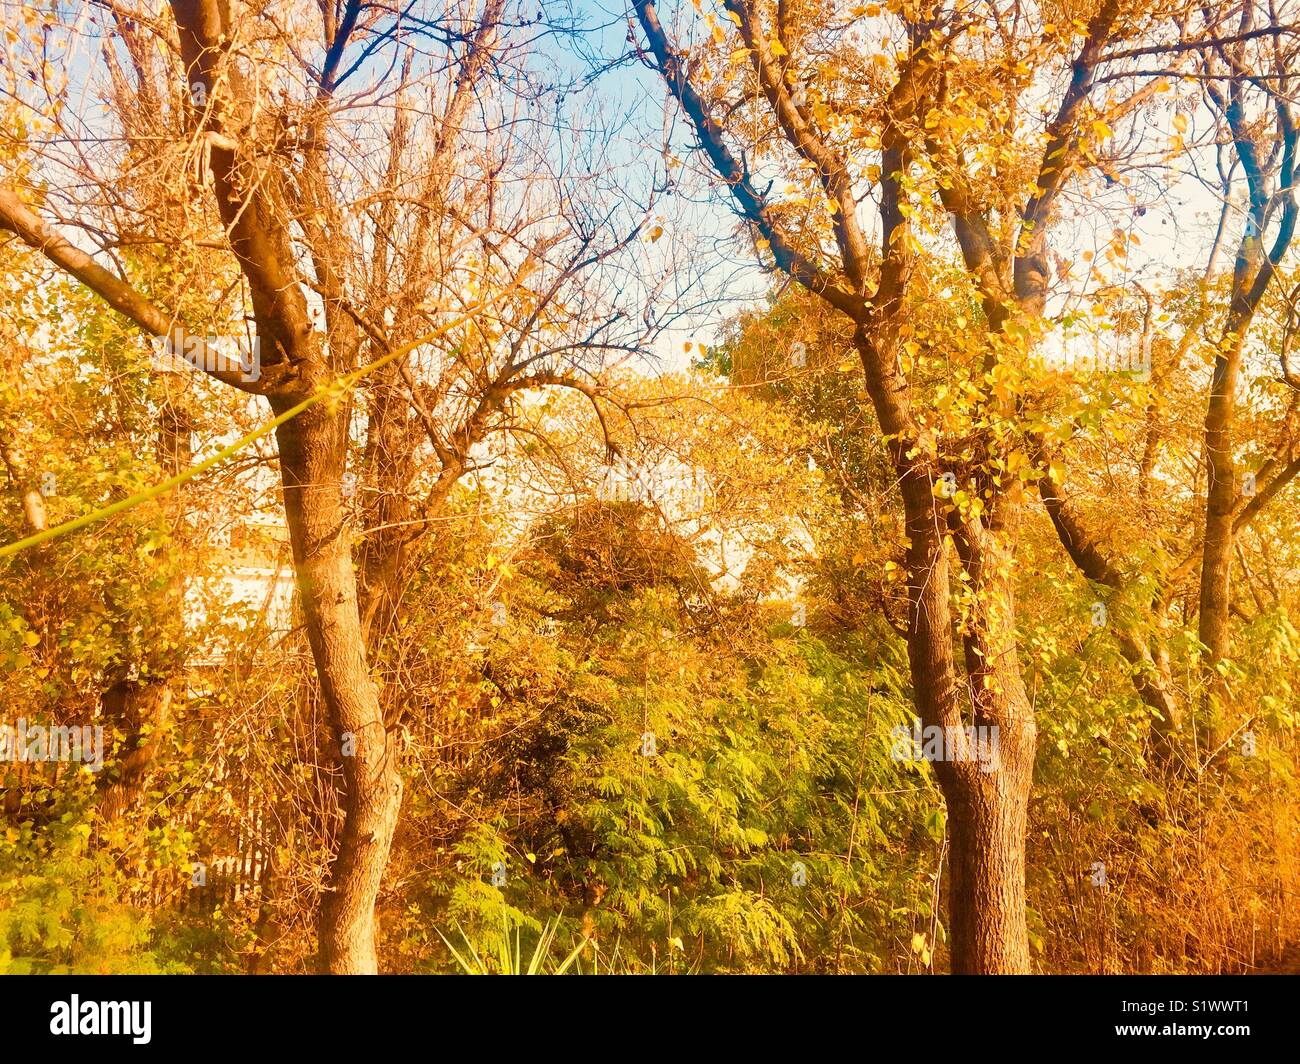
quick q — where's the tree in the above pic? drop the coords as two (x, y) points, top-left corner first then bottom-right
(626, 0), (1285, 971)
(1029, 5), (1300, 773)
(0, 0), (657, 972)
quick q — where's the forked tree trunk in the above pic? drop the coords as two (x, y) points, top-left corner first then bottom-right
(905, 520), (1035, 974)
(877, 339), (1036, 974)
(944, 527), (1037, 973)
(272, 399), (403, 974)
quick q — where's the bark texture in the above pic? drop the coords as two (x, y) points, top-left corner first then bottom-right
(273, 399), (403, 975)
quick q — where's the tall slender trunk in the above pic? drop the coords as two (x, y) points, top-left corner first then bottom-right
(1197, 334), (1244, 740)
(357, 365), (415, 647)
(272, 399), (403, 974)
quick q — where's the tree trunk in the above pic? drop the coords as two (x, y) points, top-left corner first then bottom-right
(855, 320), (1036, 974)
(100, 681), (173, 820)
(907, 517), (1036, 974)
(943, 769), (1033, 973)
(273, 399), (403, 975)
(945, 514), (1036, 974)
(357, 363), (416, 647)
(1197, 334), (1244, 742)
